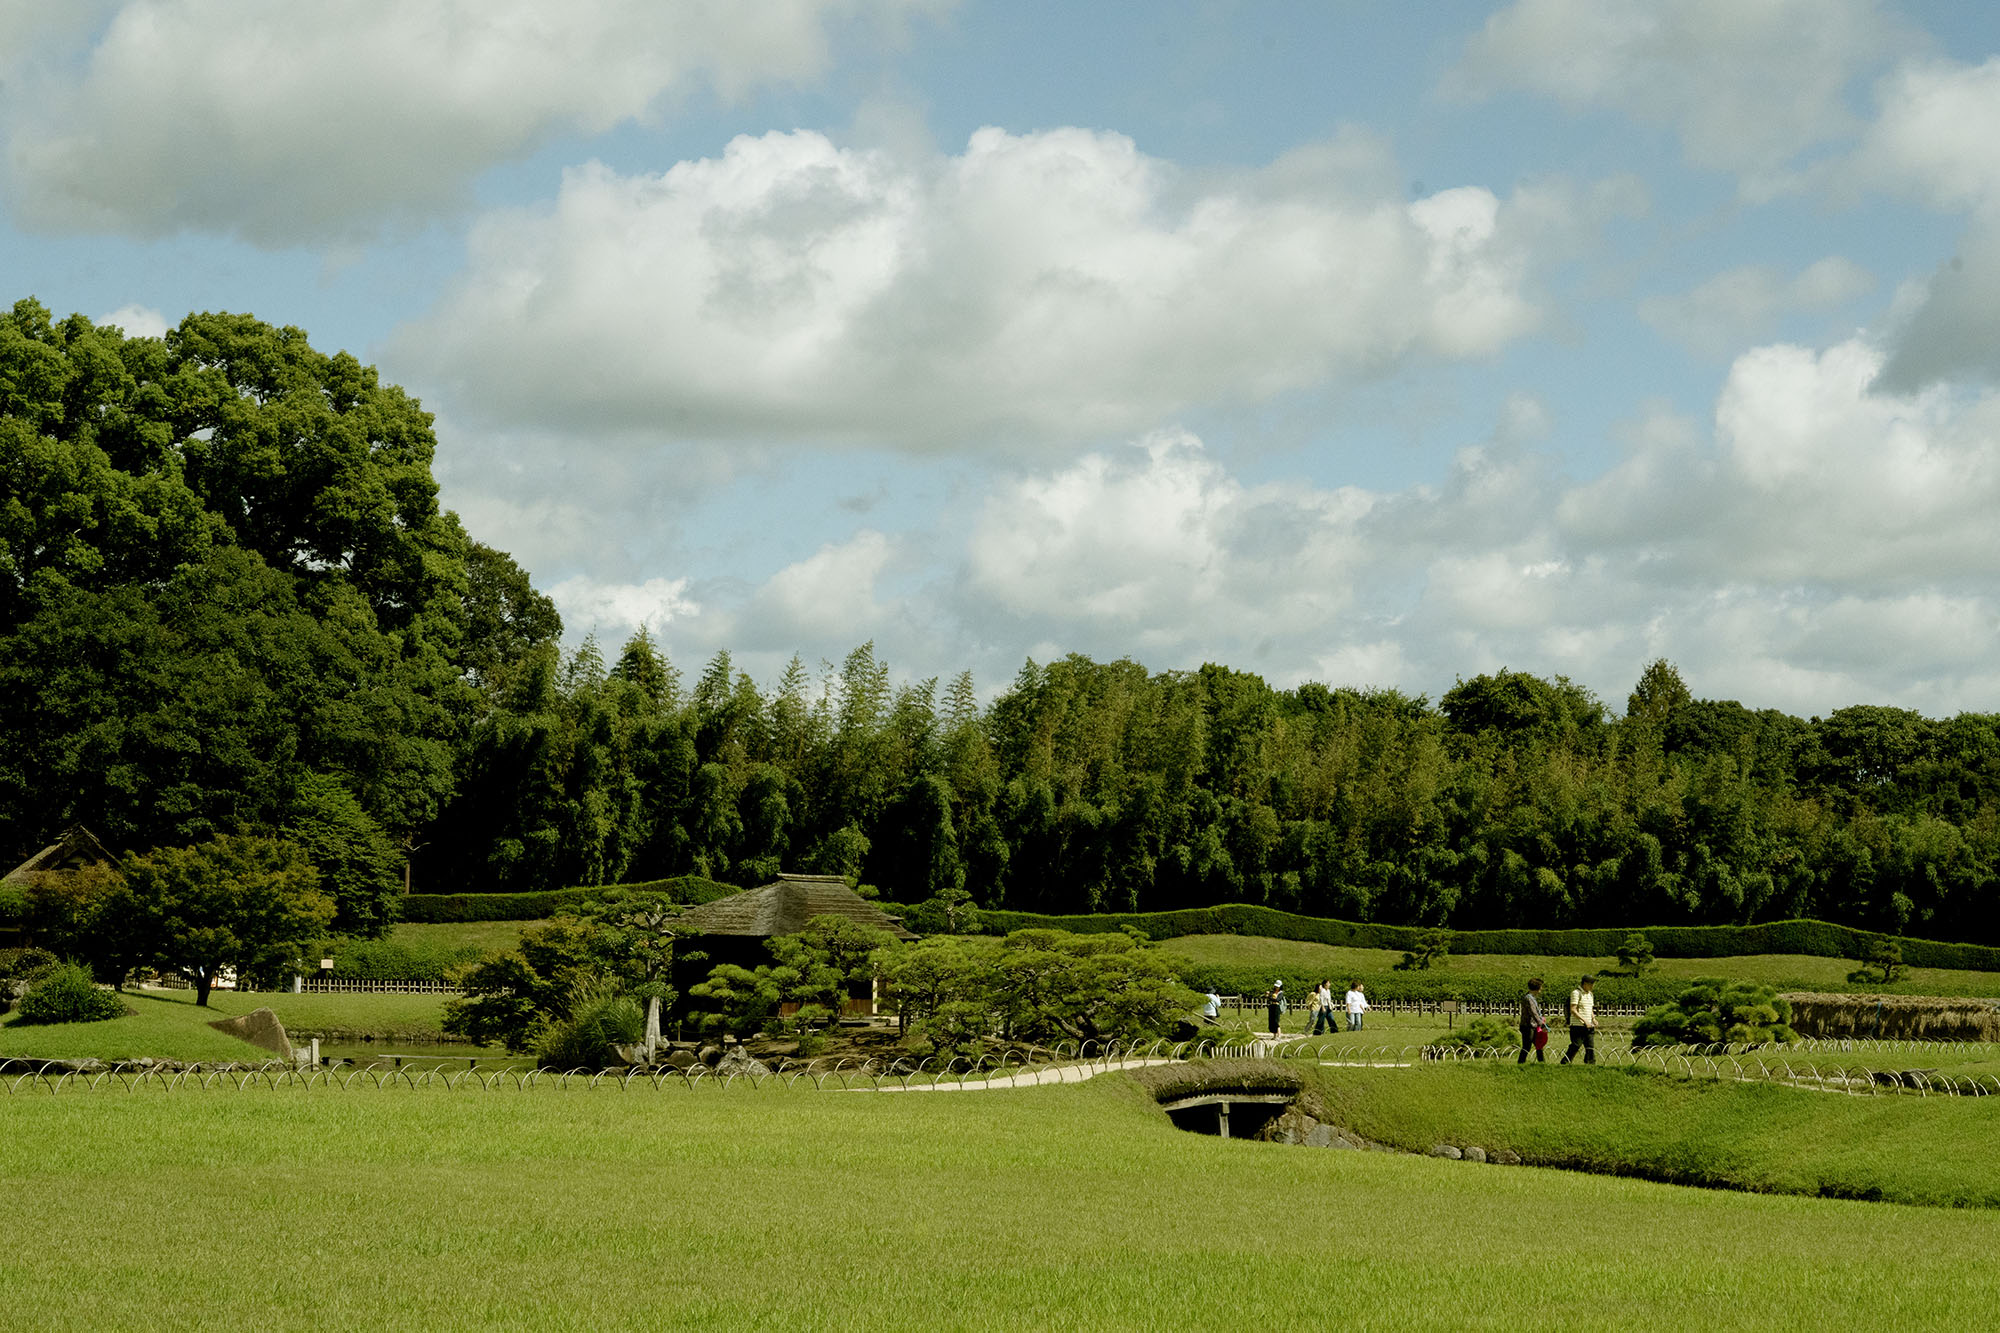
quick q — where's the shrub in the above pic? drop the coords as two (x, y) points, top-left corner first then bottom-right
(328, 936), (484, 982)
(532, 989), (643, 1070)
(13, 962), (133, 1025)
(1395, 928), (1451, 971)
(1848, 939), (1905, 985)
(1632, 979), (1796, 1048)
(1615, 932), (1656, 976)
(1429, 1015), (1515, 1050)
(1, 945), (61, 1011)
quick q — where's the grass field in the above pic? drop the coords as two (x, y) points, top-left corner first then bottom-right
(383, 919), (532, 954)
(0, 987), (455, 1061)
(1167, 933), (2000, 997)
(1, 1076), (1996, 1329)
(1302, 1061), (2000, 1207)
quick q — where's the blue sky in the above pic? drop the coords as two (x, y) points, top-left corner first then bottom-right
(6, 1), (2000, 716)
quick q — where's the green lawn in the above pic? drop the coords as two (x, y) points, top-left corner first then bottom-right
(1, 1077), (1996, 1329)
(1167, 933), (2000, 997)
(0, 987), (455, 1061)
(1302, 1060), (2000, 1208)
(382, 918), (532, 954)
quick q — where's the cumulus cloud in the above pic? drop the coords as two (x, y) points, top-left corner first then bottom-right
(394, 127), (1549, 449)
(546, 574), (700, 640)
(1453, 0), (1901, 191)
(1842, 57), (2000, 390)
(4, 0), (936, 244)
(934, 335), (2000, 713)
(1639, 257), (1874, 358)
(965, 429), (1372, 643)
(741, 530), (896, 646)
(93, 302), (169, 339)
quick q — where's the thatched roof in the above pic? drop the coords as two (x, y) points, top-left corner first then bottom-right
(677, 873), (916, 940)
(2, 825), (117, 886)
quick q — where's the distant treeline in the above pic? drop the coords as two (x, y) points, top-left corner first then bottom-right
(419, 642), (2000, 948)
(5, 300), (1998, 945)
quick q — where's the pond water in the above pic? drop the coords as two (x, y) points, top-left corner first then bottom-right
(311, 1041), (534, 1070)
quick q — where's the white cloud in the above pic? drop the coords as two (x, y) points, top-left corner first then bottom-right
(547, 574), (700, 641)
(394, 127), (1548, 449)
(742, 530), (895, 645)
(93, 302), (169, 339)
(1453, 0), (1901, 191)
(1851, 57), (2000, 212)
(931, 335), (2000, 713)
(5, 0), (937, 244)
(964, 429), (1371, 643)
(1639, 257), (1874, 358)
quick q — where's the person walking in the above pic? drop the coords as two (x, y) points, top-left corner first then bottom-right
(1560, 975), (1597, 1064)
(1266, 981), (1284, 1039)
(1200, 989), (1222, 1027)
(1306, 980), (1329, 1036)
(1518, 978), (1547, 1063)
(1345, 980), (1369, 1032)
(1316, 980), (1337, 1035)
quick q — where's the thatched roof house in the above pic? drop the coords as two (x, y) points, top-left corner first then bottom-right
(3, 825), (117, 886)
(675, 873), (915, 1019)
(677, 872), (917, 941)
(2, 825), (119, 947)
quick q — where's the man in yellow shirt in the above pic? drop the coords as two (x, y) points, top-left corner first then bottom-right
(1559, 975), (1597, 1065)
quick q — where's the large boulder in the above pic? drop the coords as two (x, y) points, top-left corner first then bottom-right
(208, 1007), (292, 1058)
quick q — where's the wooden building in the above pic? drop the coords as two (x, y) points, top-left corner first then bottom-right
(1, 825), (119, 948)
(675, 872), (917, 1017)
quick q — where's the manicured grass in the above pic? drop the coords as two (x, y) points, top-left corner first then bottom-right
(2, 1079), (1997, 1328)
(1303, 1061), (2000, 1207)
(0, 987), (455, 1061)
(1168, 933), (2000, 997)
(382, 918), (532, 954)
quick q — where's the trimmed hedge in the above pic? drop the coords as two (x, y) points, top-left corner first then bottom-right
(978, 905), (2000, 973)
(326, 937), (484, 982)
(399, 876), (739, 924)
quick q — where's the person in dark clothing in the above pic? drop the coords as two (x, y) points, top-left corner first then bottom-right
(1518, 977), (1547, 1063)
(1266, 982), (1284, 1038)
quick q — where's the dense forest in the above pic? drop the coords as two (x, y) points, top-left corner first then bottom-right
(6, 300), (2000, 944)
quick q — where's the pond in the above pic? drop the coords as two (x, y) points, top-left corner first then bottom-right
(311, 1041), (535, 1070)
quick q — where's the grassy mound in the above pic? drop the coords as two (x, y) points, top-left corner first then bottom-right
(1165, 933), (2000, 1004)
(0, 988), (454, 1061)
(1300, 1061), (2000, 1208)
(2, 1080), (1999, 1326)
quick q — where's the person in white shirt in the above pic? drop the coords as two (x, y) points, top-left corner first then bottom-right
(1344, 981), (1369, 1031)
(1560, 975), (1597, 1064)
(1200, 990), (1222, 1025)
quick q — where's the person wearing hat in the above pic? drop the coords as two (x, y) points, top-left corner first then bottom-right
(1559, 975), (1597, 1064)
(1266, 981), (1284, 1038)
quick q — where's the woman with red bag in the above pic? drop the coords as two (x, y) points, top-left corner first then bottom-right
(1518, 978), (1548, 1063)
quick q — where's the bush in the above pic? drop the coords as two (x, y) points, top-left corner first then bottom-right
(1, 945), (61, 1011)
(1632, 979), (1796, 1048)
(532, 990), (644, 1070)
(1395, 928), (1451, 971)
(1429, 1015), (1515, 1050)
(1616, 932), (1656, 976)
(327, 936), (483, 982)
(400, 876), (738, 924)
(1848, 940), (1905, 985)
(13, 962), (133, 1025)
